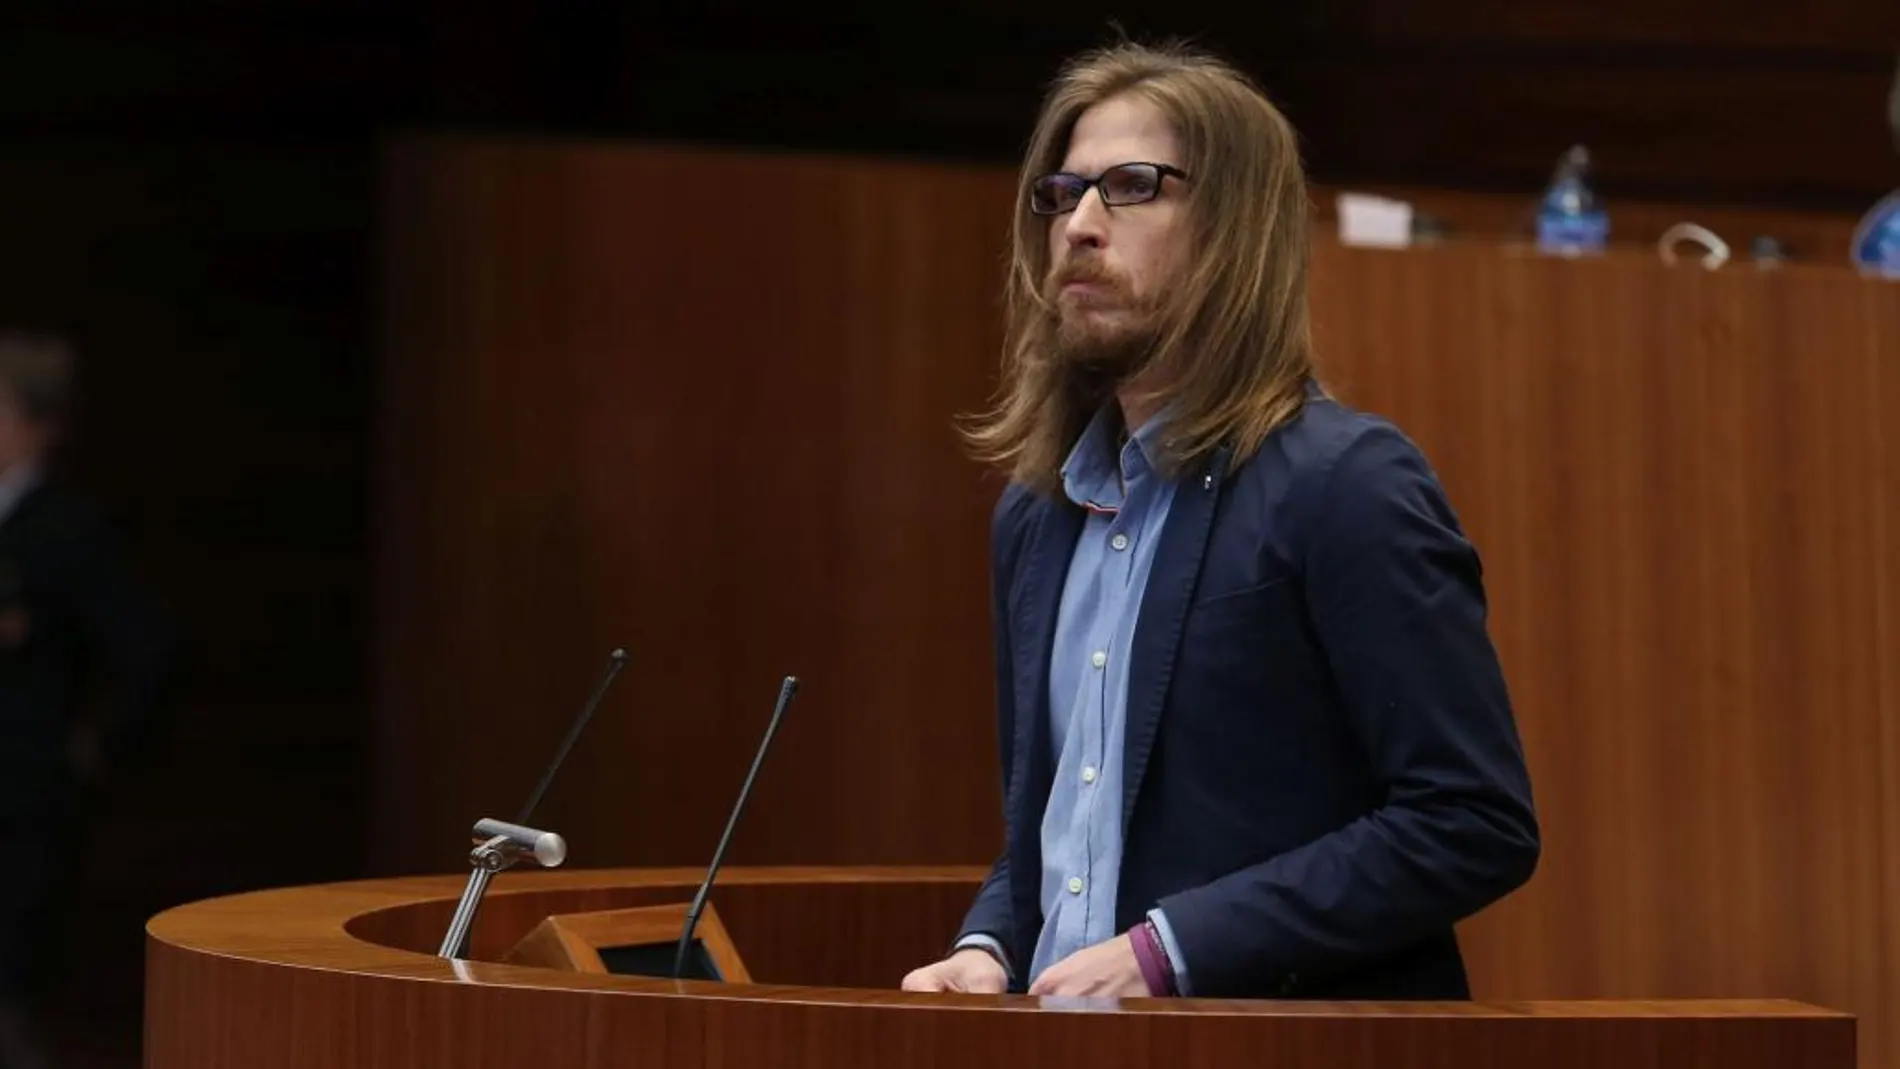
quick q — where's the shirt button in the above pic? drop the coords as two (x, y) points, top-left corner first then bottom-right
(1090, 650), (1107, 669)
(1067, 877), (1084, 894)
(1081, 766), (1097, 784)
(1110, 533), (1130, 551)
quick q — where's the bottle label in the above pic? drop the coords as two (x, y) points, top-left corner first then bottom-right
(1538, 212), (1610, 254)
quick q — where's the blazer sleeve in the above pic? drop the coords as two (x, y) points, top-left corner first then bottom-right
(1155, 424), (1540, 993)
(953, 483), (1035, 962)
(952, 853), (1015, 975)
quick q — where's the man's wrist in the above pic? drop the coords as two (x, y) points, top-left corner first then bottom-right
(1127, 919), (1177, 996)
(951, 932), (1013, 979)
(1144, 908), (1191, 996)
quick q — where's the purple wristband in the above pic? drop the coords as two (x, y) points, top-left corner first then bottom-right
(1128, 922), (1172, 996)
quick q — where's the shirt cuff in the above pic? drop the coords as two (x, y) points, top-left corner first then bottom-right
(1146, 908), (1192, 996)
(952, 932), (1014, 981)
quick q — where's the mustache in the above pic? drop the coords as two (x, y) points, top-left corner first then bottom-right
(1045, 256), (1124, 297)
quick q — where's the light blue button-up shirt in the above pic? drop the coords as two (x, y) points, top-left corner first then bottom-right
(1026, 403), (1192, 992)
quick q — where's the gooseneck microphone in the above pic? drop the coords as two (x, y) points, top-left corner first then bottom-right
(517, 646), (631, 827)
(672, 675), (800, 980)
(437, 647), (631, 960)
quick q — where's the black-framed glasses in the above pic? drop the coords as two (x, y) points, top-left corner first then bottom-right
(1029, 162), (1189, 216)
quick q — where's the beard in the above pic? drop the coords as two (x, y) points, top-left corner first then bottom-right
(1044, 256), (1162, 381)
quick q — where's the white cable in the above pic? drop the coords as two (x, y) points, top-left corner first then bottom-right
(1658, 223), (1731, 269)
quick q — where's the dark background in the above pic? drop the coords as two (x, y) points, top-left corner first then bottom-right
(0, 2), (1893, 1063)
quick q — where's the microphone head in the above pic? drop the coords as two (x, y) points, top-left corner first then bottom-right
(532, 831), (567, 867)
(472, 817), (568, 868)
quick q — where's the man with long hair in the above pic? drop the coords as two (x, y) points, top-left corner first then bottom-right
(901, 41), (1539, 1000)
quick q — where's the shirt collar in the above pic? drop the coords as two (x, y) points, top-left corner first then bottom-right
(1058, 404), (1170, 513)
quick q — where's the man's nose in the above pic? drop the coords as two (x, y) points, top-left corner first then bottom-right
(1062, 187), (1110, 251)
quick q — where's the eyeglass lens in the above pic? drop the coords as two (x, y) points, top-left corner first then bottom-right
(1031, 163), (1166, 214)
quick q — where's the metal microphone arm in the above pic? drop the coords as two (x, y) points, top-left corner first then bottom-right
(436, 818), (568, 960)
(434, 647), (622, 961)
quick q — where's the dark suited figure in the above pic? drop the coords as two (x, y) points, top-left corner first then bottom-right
(0, 334), (176, 1068)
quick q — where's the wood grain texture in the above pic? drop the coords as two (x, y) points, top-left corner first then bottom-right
(1306, 239), (1900, 1069)
(372, 138), (1896, 1067)
(144, 867), (1854, 1069)
(372, 137), (1015, 877)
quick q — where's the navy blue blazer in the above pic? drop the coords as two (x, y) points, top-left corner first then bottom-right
(957, 387), (1540, 999)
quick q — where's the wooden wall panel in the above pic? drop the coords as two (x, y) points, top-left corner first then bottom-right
(373, 138), (1016, 876)
(1877, 273), (1900, 1069)
(1307, 241), (1900, 1069)
(374, 137), (1898, 1068)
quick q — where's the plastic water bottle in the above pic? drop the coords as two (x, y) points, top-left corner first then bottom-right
(1851, 190), (1900, 279)
(1847, 55), (1899, 278)
(1536, 145), (1609, 256)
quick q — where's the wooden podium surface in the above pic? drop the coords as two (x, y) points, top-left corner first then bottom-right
(144, 865), (1853, 1068)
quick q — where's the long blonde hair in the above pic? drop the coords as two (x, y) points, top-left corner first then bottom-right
(961, 40), (1317, 493)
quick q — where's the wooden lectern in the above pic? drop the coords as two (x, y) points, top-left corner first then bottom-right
(145, 866), (1855, 1068)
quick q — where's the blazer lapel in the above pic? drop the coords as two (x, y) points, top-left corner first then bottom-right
(1121, 445), (1233, 834)
(1006, 495), (1082, 827)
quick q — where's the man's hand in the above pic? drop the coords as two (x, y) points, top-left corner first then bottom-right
(1027, 933), (1150, 997)
(901, 948), (1008, 994)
